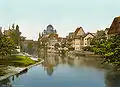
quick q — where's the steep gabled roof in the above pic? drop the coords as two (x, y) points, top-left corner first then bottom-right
(74, 27), (85, 36)
(108, 16), (120, 34)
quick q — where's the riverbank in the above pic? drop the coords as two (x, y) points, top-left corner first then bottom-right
(68, 51), (103, 58)
(0, 60), (44, 81)
(0, 55), (38, 67)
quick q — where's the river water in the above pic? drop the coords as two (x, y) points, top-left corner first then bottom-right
(0, 54), (120, 87)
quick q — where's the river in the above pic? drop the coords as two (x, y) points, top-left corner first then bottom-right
(0, 54), (120, 87)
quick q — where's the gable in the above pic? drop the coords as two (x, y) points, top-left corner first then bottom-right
(75, 27), (85, 36)
(84, 33), (94, 39)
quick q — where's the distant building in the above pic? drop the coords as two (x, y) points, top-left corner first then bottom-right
(67, 27), (95, 51)
(83, 32), (94, 47)
(38, 25), (59, 52)
(42, 24), (57, 36)
(73, 27), (85, 50)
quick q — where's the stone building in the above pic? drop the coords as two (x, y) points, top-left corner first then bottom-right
(67, 27), (94, 51)
(83, 32), (94, 47)
(73, 27), (85, 50)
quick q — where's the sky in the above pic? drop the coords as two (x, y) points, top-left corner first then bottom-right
(0, 0), (120, 40)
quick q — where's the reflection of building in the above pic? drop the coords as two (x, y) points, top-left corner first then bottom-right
(42, 24), (57, 36)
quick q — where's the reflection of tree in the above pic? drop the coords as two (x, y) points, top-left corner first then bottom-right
(16, 68), (28, 78)
(0, 68), (6, 76)
(0, 78), (12, 87)
(105, 70), (120, 87)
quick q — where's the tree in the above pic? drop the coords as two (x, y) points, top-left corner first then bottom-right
(91, 32), (120, 65)
(0, 28), (2, 37)
(15, 25), (21, 46)
(27, 43), (33, 54)
(90, 30), (106, 46)
(12, 24), (15, 29)
(9, 24), (21, 46)
(0, 35), (16, 58)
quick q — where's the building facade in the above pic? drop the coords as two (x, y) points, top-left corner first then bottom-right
(83, 33), (94, 47)
(67, 27), (94, 51)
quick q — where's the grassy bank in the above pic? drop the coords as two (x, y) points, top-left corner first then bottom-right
(0, 55), (37, 67)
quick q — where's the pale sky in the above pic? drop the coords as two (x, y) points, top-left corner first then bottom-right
(0, 0), (120, 40)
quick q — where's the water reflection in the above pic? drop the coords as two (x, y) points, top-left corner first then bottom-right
(41, 53), (104, 76)
(0, 68), (28, 87)
(0, 78), (12, 87)
(105, 70), (120, 87)
(41, 53), (120, 87)
(1, 53), (120, 87)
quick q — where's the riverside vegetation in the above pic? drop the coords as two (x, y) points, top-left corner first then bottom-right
(0, 24), (39, 76)
(84, 30), (120, 66)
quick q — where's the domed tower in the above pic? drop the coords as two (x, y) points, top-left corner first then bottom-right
(47, 24), (54, 31)
(42, 24), (57, 36)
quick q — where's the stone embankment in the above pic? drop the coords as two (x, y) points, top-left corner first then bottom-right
(0, 60), (44, 81)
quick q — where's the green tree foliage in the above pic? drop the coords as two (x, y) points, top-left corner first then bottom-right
(9, 24), (21, 46)
(15, 25), (21, 45)
(27, 43), (33, 54)
(0, 35), (15, 58)
(91, 32), (120, 65)
(90, 30), (106, 46)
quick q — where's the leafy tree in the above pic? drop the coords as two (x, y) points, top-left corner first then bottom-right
(0, 28), (2, 37)
(15, 25), (21, 46)
(90, 30), (106, 46)
(0, 35), (16, 58)
(12, 24), (15, 29)
(27, 43), (33, 54)
(9, 24), (21, 46)
(91, 33), (120, 65)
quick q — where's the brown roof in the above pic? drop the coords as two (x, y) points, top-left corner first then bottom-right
(108, 16), (120, 34)
(74, 27), (85, 36)
(75, 27), (81, 35)
(84, 32), (95, 38)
